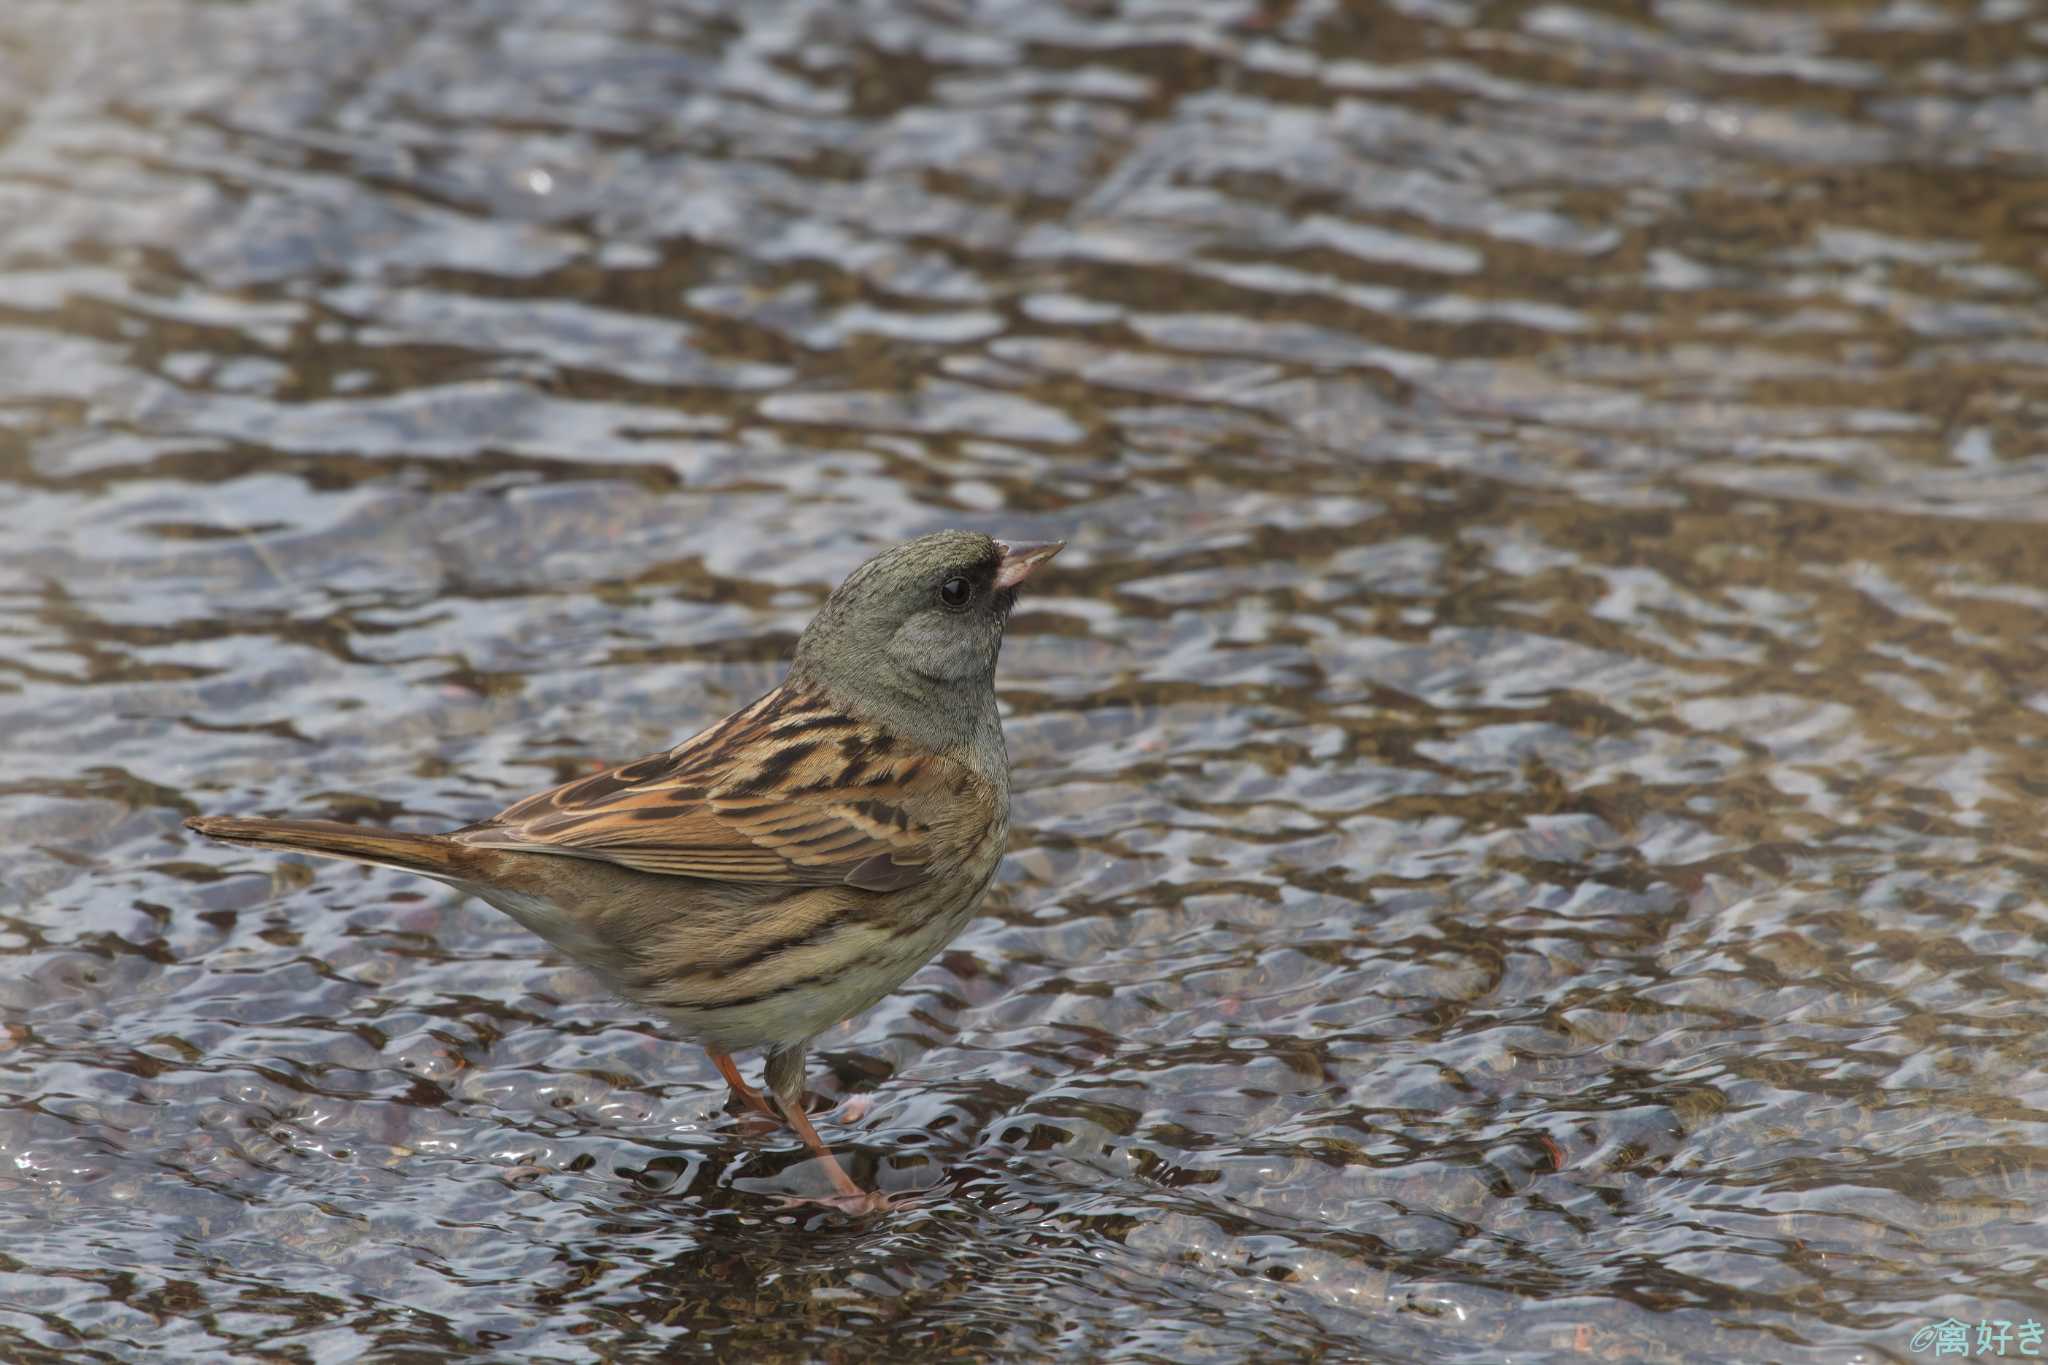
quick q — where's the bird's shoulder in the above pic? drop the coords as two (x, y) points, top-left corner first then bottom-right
(452, 684), (1001, 891)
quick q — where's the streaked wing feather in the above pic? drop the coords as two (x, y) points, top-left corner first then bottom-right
(453, 686), (976, 889)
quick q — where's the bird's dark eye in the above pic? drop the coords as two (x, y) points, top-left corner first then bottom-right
(939, 575), (972, 608)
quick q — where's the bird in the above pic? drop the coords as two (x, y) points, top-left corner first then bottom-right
(186, 529), (1064, 1209)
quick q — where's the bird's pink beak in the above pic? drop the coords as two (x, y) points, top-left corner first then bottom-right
(993, 539), (1065, 590)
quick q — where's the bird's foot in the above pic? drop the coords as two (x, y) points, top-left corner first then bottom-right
(775, 1186), (901, 1216)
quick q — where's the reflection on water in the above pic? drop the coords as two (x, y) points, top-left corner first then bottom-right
(4, 0), (2048, 1358)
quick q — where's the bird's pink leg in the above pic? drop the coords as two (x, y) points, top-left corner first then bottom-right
(771, 1086), (875, 1206)
(708, 1050), (781, 1122)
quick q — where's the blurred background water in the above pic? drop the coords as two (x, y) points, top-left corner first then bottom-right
(4, 0), (2048, 1359)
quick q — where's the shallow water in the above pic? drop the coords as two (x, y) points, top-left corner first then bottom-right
(4, 0), (2048, 1359)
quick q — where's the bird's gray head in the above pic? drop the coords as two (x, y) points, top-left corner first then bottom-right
(789, 530), (1062, 756)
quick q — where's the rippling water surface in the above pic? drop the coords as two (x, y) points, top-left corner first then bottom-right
(5, 1), (2048, 1359)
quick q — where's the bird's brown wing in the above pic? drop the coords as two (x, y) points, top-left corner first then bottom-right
(452, 686), (990, 893)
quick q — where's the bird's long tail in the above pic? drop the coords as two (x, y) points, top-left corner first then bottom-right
(185, 815), (470, 881)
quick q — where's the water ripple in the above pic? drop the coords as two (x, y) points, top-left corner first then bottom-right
(3, 0), (2047, 1359)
